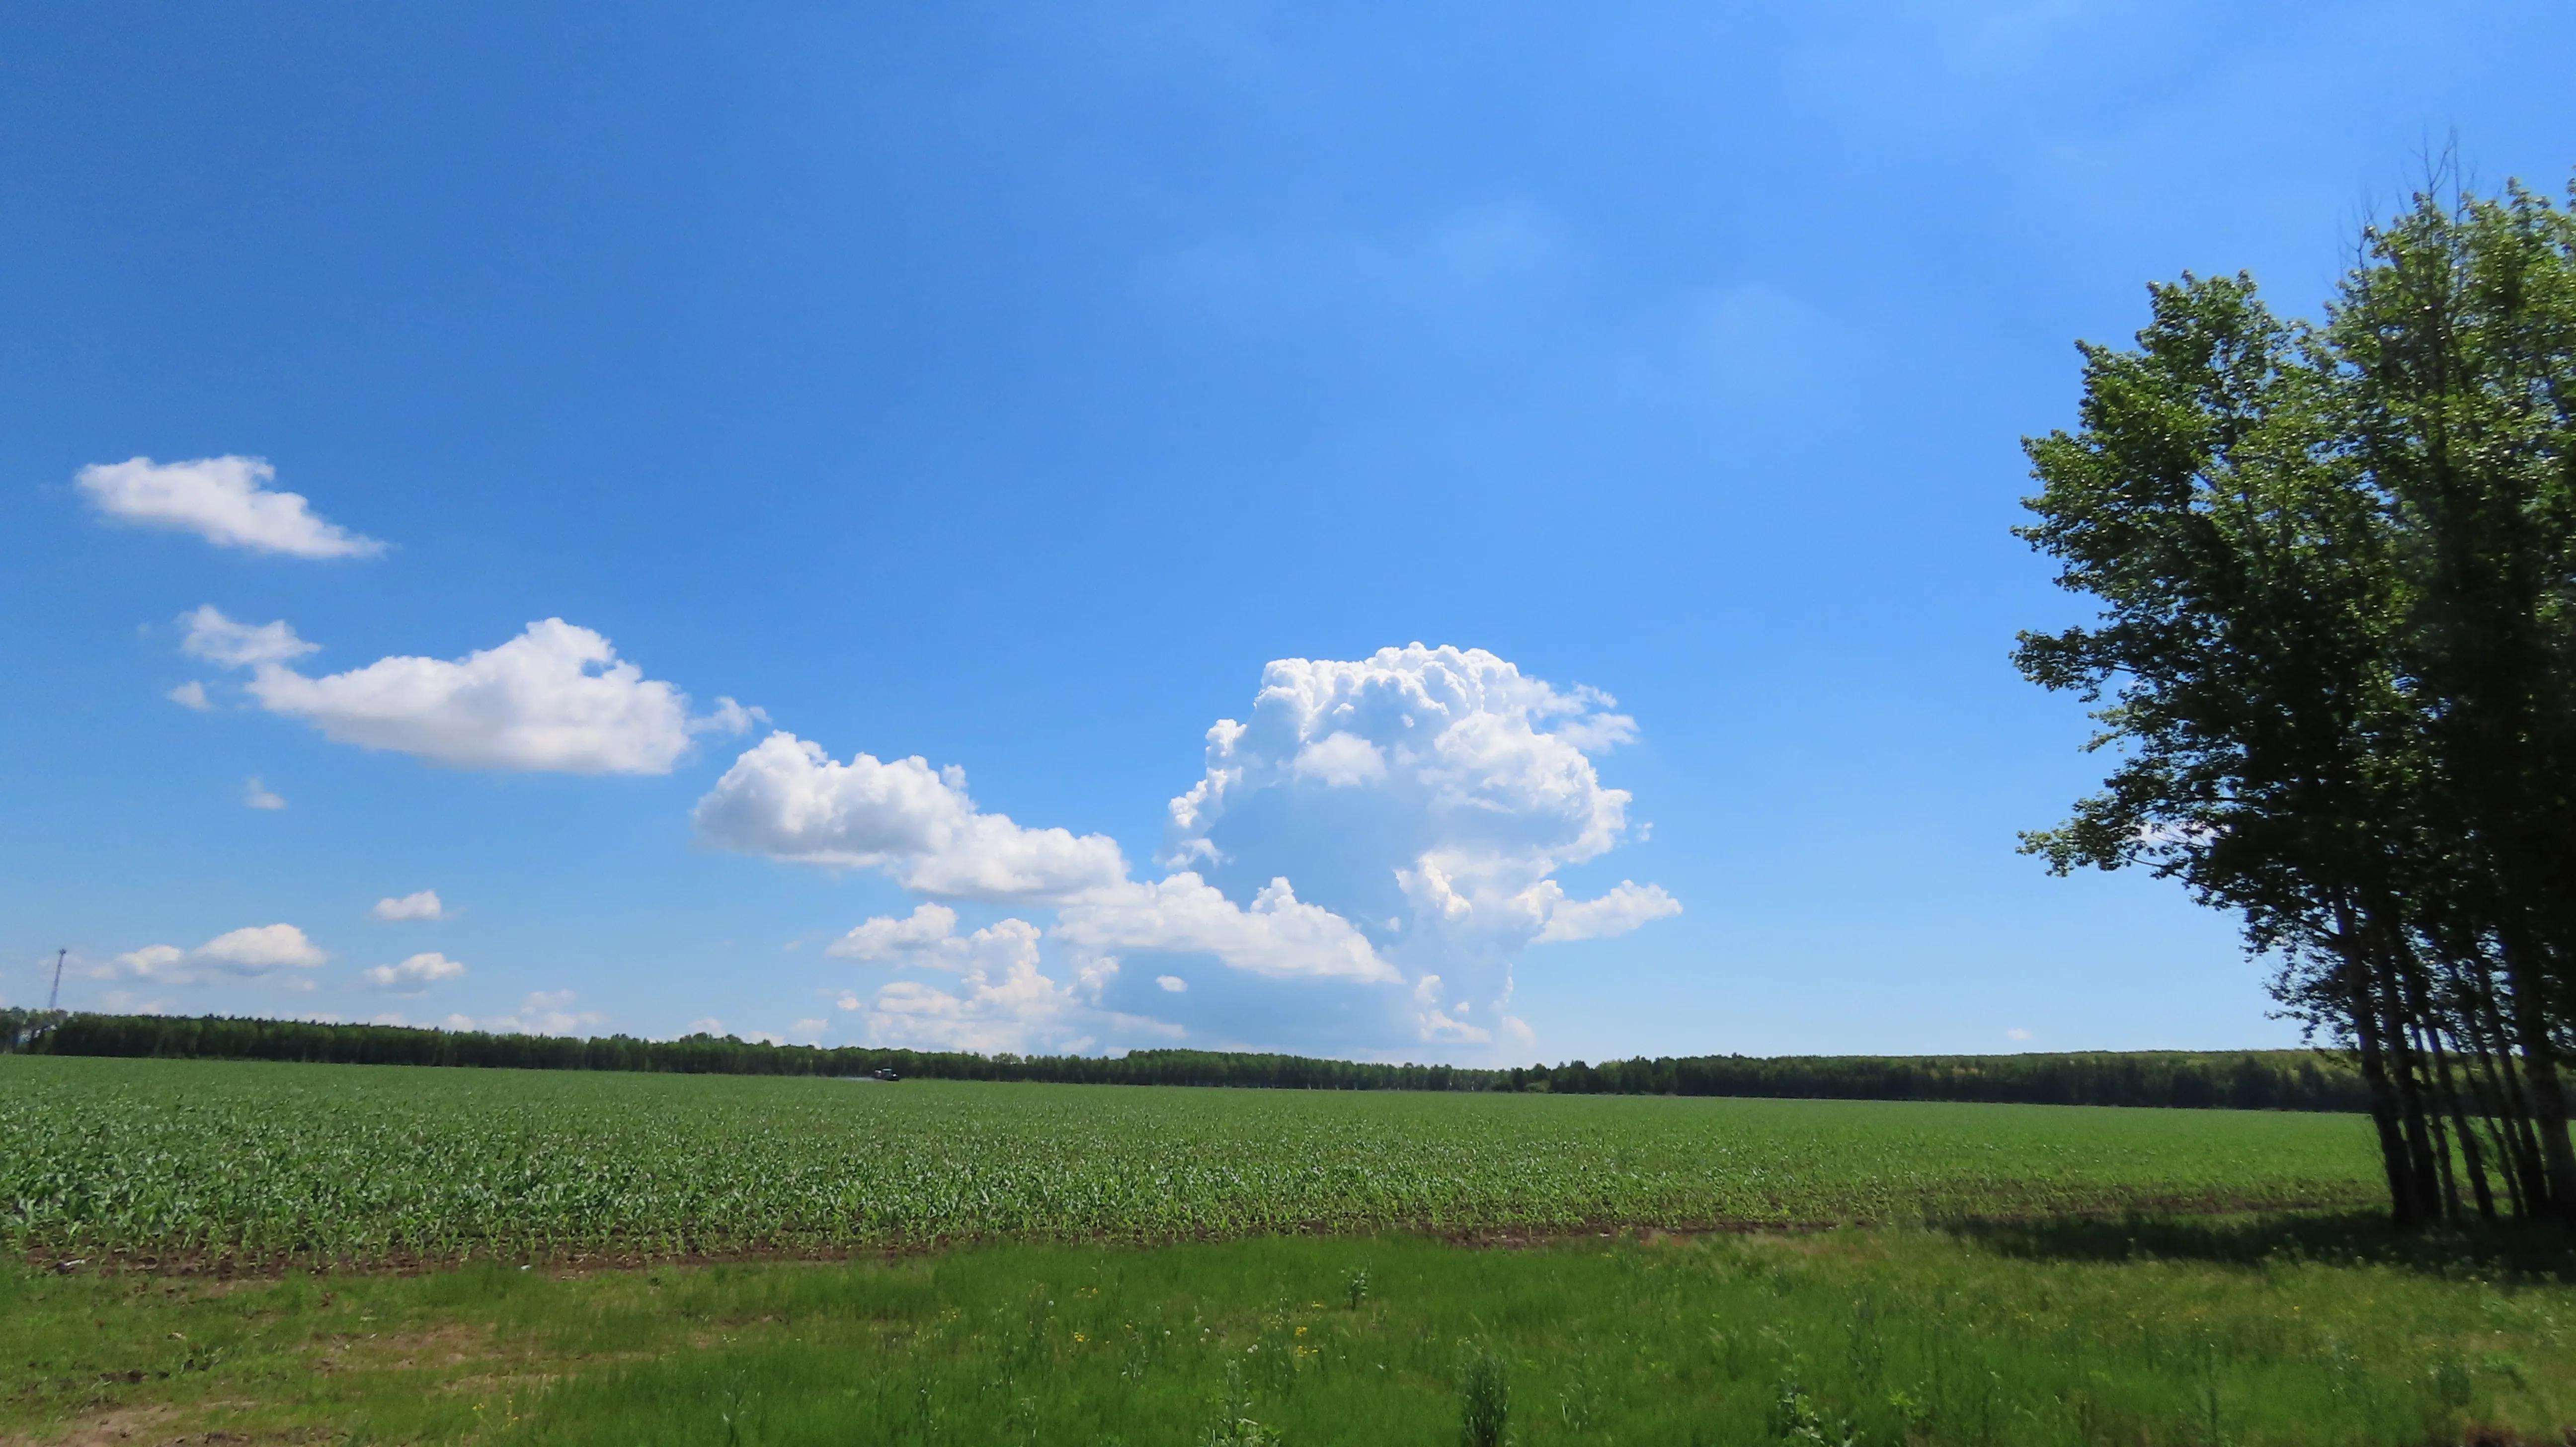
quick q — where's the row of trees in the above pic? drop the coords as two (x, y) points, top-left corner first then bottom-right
(2017, 174), (2576, 1228)
(1509, 1049), (2367, 1111)
(2, 1007), (2375, 1111)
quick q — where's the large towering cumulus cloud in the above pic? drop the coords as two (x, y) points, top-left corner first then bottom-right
(1160, 644), (1677, 1046)
(705, 644), (1675, 1058)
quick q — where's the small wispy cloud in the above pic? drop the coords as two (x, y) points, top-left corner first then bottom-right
(363, 952), (467, 993)
(444, 990), (598, 1037)
(372, 890), (448, 922)
(80, 455), (384, 559)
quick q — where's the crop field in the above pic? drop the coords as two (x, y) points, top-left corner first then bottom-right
(11, 1057), (2576, 1446)
(0, 1056), (2386, 1266)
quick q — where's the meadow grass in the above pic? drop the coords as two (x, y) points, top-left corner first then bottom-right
(0, 1057), (2388, 1265)
(5, 1217), (2573, 1445)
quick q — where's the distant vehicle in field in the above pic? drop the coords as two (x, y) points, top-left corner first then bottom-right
(871, 1067), (900, 1082)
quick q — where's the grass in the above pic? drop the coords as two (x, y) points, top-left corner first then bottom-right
(5, 1217), (2574, 1445)
(0, 1057), (2389, 1265)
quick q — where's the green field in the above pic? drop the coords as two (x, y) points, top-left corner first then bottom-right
(0, 1057), (2388, 1266)
(9, 1057), (2576, 1445)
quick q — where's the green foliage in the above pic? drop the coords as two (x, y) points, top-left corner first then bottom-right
(1768, 1375), (1856, 1446)
(0, 1057), (2386, 1266)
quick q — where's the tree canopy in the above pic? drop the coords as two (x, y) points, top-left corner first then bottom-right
(2019, 174), (2576, 1228)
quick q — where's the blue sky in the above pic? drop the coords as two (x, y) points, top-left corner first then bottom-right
(4, 1), (2570, 1061)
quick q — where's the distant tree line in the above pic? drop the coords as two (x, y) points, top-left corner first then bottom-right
(1499, 1050), (2368, 1111)
(0, 1007), (2377, 1112)
(2017, 171), (2576, 1229)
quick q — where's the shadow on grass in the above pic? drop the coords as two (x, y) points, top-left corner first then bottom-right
(1947, 1209), (2576, 1284)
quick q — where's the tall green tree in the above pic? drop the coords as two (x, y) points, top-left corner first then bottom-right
(2331, 184), (2576, 1213)
(2018, 175), (2576, 1228)
(2015, 273), (2441, 1222)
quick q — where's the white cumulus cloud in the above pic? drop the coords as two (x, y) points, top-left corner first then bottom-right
(1529, 880), (1684, 943)
(79, 455), (385, 559)
(825, 903), (1046, 976)
(825, 904), (1100, 1051)
(242, 777), (287, 810)
(101, 945), (187, 980)
(850, 963), (1083, 1054)
(168, 680), (211, 711)
(694, 733), (1127, 903)
(827, 902), (962, 960)
(1291, 731), (1388, 788)
(706, 644), (1668, 1060)
(182, 610), (752, 774)
(364, 952), (467, 993)
(372, 890), (448, 922)
(195, 924), (327, 969)
(1053, 874), (1398, 983)
(1162, 643), (1676, 1047)
(98, 924), (328, 986)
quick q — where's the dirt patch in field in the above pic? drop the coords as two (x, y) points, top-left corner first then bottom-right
(0, 1404), (179, 1446)
(0, 1402), (329, 1447)
(361, 1325), (487, 1373)
(299, 1322), (492, 1377)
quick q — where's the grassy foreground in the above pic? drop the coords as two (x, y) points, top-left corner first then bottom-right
(7, 1218), (2575, 1446)
(1, 1058), (2387, 1264)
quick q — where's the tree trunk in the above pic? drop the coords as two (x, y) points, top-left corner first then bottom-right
(2471, 970), (2552, 1217)
(2469, 1047), (2531, 1219)
(2367, 921), (2445, 1226)
(2345, 955), (2424, 1228)
(2427, 1029), (2498, 1221)
(2413, 1024), (2465, 1221)
(2500, 924), (2576, 1226)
